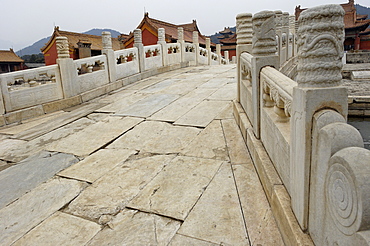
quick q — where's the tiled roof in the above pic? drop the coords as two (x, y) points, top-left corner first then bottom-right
(295, 0), (370, 32)
(41, 27), (121, 52)
(0, 49), (24, 63)
(220, 33), (237, 45)
(124, 13), (210, 46)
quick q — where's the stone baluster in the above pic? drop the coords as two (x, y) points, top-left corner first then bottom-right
(178, 27), (185, 64)
(290, 4), (347, 230)
(193, 31), (199, 66)
(236, 13), (252, 102)
(206, 38), (211, 65)
(134, 29), (145, 72)
(157, 28), (167, 66)
(102, 31), (116, 83)
(282, 12), (290, 62)
(56, 36), (79, 97)
(250, 10), (279, 138)
(216, 44), (221, 64)
(274, 10), (284, 65)
(288, 15), (296, 57)
(224, 51), (229, 64)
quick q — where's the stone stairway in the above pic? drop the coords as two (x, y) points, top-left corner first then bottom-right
(0, 65), (285, 245)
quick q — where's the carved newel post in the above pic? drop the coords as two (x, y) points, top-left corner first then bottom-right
(157, 28), (167, 66)
(206, 37), (211, 65)
(290, 4), (347, 230)
(236, 13), (252, 102)
(134, 29), (145, 72)
(56, 36), (79, 97)
(193, 31), (199, 66)
(250, 11), (279, 138)
(102, 31), (116, 82)
(178, 27), (185, 63)
(216, 44), (221, 65)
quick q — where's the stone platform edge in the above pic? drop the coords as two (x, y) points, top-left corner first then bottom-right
(232, 100), (314, 246)
(0, 63), (187, 127)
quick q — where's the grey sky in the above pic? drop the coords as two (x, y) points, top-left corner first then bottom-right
(1, 0), (369, 51)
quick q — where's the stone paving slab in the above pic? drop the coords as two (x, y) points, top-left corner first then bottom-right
(96, 92), (148, 113)
(46, 116), (143, 157)
(14, 103), (106, 141)
(0, 118), (95, 163)
(181, 120), (229, 161)
(215, 101), (234, 120)
(149, 88), (217, 122)
(233, 163), (285, 245)
(0, 151), (79, 210)
(65, 155), (176, 222)
(12, 211), (101, 246)
(198, 77), (232, 88)
(0, 138), (27, 160)
(0, 177), (86, 246)
(0, 110), (66, 135)
(222, 119), (251, 164)
(169, 234), (220, 246)
(87, 209), (180, 246)
(174, 100), (229, 127)
(128, 156), (224, 221)
(115, 93), (180, 117)
(58, 148), (137, 183)
(178, 162), (249, 245)
(108, 121), (201, 154)
(139, 78), (181, 93)
(208, 82), (236, 101)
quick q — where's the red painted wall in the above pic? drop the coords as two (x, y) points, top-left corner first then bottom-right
(44, 41), (77, 65)
(360, 39), (370, 50)
(221, 49), (236, 60)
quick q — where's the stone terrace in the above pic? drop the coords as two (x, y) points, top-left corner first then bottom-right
(0, 64), (284, 245)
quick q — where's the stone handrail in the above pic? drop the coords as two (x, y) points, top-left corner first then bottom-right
(261, 66), (297, 117)
(0, 28), (226, 126)
(114, 47), (139, 80)
(0, 65), (63, 112)
(235, 5), (370, 245)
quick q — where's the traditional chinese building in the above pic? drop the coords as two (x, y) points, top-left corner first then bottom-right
(121, 12), (211, 49)
(295, 0), (370, 50)
(0, 49), (25, 74)
(41, 27), (122, 65)
(219, 33), (237, 60)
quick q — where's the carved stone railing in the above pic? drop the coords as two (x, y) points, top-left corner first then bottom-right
(0, 28), (226, 125)
(167, 43), (181, 65)
(261, 66), (297, 118)
(144, 44), (162, 70)
(234, 4), (370, 246)
(198, 47), (208, 65)
(0, 65), (63, 112)
(74, 55), (109, 93)
(114, 47), (139, 80)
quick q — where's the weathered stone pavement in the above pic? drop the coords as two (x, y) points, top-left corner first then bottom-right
(0, 65), (284, 245)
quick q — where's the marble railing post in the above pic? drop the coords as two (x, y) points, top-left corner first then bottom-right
(134, 29), (145, 72)
(288, 15), (296, 58)
(290, 4), (347, 230)
(282, 12), (290, 62)
(206, 38), (211, 65)
(178, 27), (185, 64)
(236, 13), (252, 102)
(224, 51), (229, 64)
(274, 11), (284, 65)
(193, 31), (199, 66)
(56, 36), (79, 97)
(0, 83), (5, 115)
(250, 11), (279, 138)
(102, 31), (116, 83)
(157, 28), (167, 66)
(216, 44), (221, 65)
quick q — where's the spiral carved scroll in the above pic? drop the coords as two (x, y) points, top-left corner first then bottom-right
(326, 162), (358, 235)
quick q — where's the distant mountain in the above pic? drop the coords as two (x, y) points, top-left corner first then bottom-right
(16, 28), (121, 56)
(355, 4), (370, 19)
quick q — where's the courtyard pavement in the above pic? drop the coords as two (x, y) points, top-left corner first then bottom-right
(0, 65), (284, 245)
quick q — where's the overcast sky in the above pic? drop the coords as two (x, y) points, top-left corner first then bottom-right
(1, 0), (369, 51)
